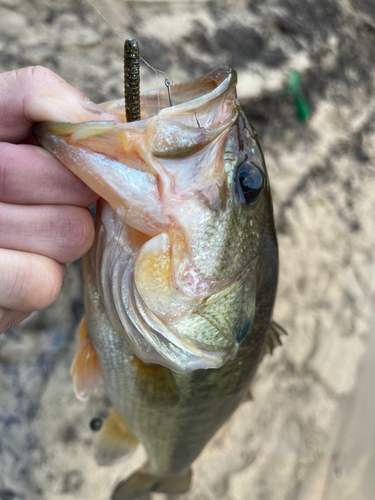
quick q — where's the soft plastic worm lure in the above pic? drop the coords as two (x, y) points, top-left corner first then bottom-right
(124, 39), (141, 122)
(286, 70), (311, 123)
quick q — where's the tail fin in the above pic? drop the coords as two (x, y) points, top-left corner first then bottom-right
(111, 466), (192, 499)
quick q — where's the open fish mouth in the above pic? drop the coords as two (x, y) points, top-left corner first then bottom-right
(32, 67), (238, 235)
(33, 67), (259, 373)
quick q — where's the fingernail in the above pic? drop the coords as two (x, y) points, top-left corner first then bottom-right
(82, 99), (106, 114)
(82, 99), (123, 123)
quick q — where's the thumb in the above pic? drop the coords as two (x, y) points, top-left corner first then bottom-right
(0, 66), (122, 143)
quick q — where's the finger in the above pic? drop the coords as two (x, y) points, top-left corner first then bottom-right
(0, 249), (66, 311)
(0, 202), (95, 263)
(0, 66), (123, 143)
(0, 143), (99, 206)
(0, 308), (31, 334)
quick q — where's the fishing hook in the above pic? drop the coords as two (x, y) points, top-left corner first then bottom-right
(165, 79), (173, 107)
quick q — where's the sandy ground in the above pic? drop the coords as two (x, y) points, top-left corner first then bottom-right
(0, 0), (375, 499)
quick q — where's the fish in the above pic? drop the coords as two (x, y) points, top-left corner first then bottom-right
(33, 66), (281, 499)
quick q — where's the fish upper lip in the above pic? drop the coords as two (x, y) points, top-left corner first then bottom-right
(157, 68), (237, 118)
(95, 68), (237, 124)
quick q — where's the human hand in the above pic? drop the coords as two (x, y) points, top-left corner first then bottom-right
(0, 66), (121, 333)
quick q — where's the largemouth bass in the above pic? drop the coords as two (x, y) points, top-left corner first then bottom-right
(33, 67), (280, 499)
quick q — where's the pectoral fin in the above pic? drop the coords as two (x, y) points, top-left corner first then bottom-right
(95, 409), (138, 466)
(70, 317), (100, 401)
(132, 357), (179, 407)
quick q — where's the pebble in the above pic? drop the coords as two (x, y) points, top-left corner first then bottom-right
(0, 10), (27, 37)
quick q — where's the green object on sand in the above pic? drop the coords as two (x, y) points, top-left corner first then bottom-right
(287, 70), (311, 122)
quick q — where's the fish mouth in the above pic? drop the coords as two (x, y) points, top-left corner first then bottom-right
(33, 67), (250, 373)
(32, 67), (239, 236)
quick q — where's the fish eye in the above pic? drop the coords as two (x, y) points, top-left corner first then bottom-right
(90, 417), (103, 431)
(236, 161), (263, 204)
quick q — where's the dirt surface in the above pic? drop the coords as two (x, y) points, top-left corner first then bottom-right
(0, 0), (375, 499)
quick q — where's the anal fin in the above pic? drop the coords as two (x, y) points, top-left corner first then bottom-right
(96, 409), (138, 466)
(70, 317), (101, 401)
(152, 469), (192, 494)
(242, 387), (254, 402)
(111, 466), (191, 500)
(112, 468), (155, 500)
(264, 320), (288, 356)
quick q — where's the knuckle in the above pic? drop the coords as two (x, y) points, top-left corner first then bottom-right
(29, 65), (53, 80)
(11, 66), (55, 92)
(39, 261), (66, 308)
(56, 208), (94, 261)
(0, 157), (8, 201)
(6, 252), (32, 307)
(0, 250), (65, 312)
(17, 254), (65, 311)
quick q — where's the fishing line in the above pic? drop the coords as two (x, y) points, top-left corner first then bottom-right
(140, 56), (167, 114)
(86, 0), (125, 41)
(86, 0), (168, 114)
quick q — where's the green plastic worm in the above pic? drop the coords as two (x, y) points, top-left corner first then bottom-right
(124, 39), (141, 122)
